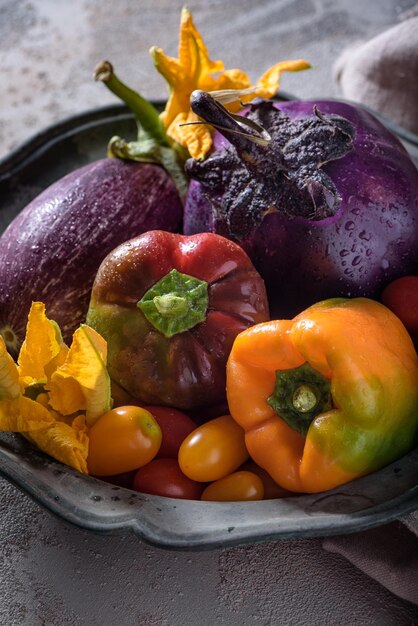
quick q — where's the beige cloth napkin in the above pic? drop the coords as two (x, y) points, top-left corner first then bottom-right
(323, 511), (418, 604)
(333, 11), (418, 134)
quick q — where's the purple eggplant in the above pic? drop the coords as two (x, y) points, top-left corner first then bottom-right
(0, 61), (188, 356)
(184, 92), (418, 317)
(0, 158), (183, 355)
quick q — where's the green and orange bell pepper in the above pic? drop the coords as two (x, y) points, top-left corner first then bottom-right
(226, 298), (418, 493)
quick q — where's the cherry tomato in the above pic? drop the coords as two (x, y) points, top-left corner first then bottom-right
(240, 461), (294, 499)
(201, 471), (264, 502)
(381, 276), (418, 346)
(186, 401), (230, 425)
(97, 470), (137, 490)
(178, 414), (249, 482)
(133, 458), (205, 500)
(144, 405), (197, 458)
(87, 406), (162, 476)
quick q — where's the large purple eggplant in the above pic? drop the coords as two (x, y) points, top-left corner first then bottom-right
(0, 158), (183, 355)
(184, 92), (418, 317)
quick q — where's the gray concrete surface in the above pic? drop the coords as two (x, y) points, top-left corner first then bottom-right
(1, 0), (416, 159)
(1, 1), (418, 624)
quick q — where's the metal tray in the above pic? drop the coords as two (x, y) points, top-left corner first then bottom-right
(0, 100), (417, 550)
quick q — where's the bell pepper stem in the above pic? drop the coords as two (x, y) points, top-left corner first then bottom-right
(153, 294), (189, 318)
(137, 269), (208, 338)
(267, 362), (332, 436)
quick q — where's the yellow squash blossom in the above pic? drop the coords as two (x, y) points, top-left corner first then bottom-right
(151, 7), (310, 159)
(0, 302), (112, 473)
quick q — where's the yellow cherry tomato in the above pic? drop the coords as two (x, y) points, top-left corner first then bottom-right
(178, 414), (249, 482)
(88, 405), (162, 476)
(201, 471), (264, 502)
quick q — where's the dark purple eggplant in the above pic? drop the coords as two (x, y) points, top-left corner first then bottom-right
(183, 91), (418, 318)
(0, 158), (183, 355)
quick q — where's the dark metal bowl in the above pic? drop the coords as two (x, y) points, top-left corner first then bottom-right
(0, 98), (417, 550)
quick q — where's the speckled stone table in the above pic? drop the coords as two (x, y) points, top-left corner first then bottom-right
(1, 1), (418, 624)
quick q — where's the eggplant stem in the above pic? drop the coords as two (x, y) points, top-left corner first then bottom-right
(94, 60), (168, 145)
(190, 90), (271, 155)
(179, 120), (270, 146)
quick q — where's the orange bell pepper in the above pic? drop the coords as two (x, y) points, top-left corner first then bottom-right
(226, 298), (418, 493)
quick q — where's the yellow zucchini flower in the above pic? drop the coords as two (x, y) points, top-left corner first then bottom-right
(0, 302), (112, 473)
(151, 7), (310, 159)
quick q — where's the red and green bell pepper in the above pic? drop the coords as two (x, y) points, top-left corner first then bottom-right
(86, 230), (269, 410)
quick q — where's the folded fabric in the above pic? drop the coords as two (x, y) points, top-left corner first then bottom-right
(333, 13), (418, 134)
(323, 511), (418, 605)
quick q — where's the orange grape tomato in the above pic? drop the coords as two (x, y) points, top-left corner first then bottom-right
(201, 471), (264, 502)
(144, 405), (197, 458)
(87, 406), (162, 476)
(178, 414), (249, 482)
(240, 461), (294, 499)
(133, 458), (205, 500)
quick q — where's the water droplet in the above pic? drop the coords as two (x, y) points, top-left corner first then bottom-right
(345, 221), (355, 231)
(352, 256), (362, 266)
(340, 249), (349, 257)
(359, 230), (371, 241)
(381, 259), (390, 270)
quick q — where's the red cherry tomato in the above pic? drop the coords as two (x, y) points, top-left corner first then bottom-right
(178, 414), (249, 482)
(201, 471), (264, 502)
(133, 458), (205, 500)
(186, 401), (230, 425)
(144, 405), (197, 458)
(97, 470), (137, 489)
(87, 406), (162, 476)
(240, 461), (294, 499)
(381, 276), (418, 346)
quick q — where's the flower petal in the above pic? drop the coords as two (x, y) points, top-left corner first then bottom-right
(18, 302), (68, 385)
(25, 415), (89, 474)
(178, 8), (224, 85)
(48, 325), (111, 426)
(0, 336), (20, 399)
(255, 59), (311, 98)
(212, 69), (252, 92)
(167, 111), (213, 160)
(151, 8), (224, 133)
(0, 396), (55, 432)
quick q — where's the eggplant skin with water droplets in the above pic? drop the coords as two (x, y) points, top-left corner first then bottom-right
(184, 97), (418, 318)
(0, 158), (183, 356)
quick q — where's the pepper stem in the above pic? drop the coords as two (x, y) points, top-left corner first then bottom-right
(137, 269), (208, 338)
(153, 294), (189, 318)
(292, 384), (319, 413)
(267, 362), (332, 437)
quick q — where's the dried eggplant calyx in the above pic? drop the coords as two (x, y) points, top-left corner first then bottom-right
(185, 90), (355, 239)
